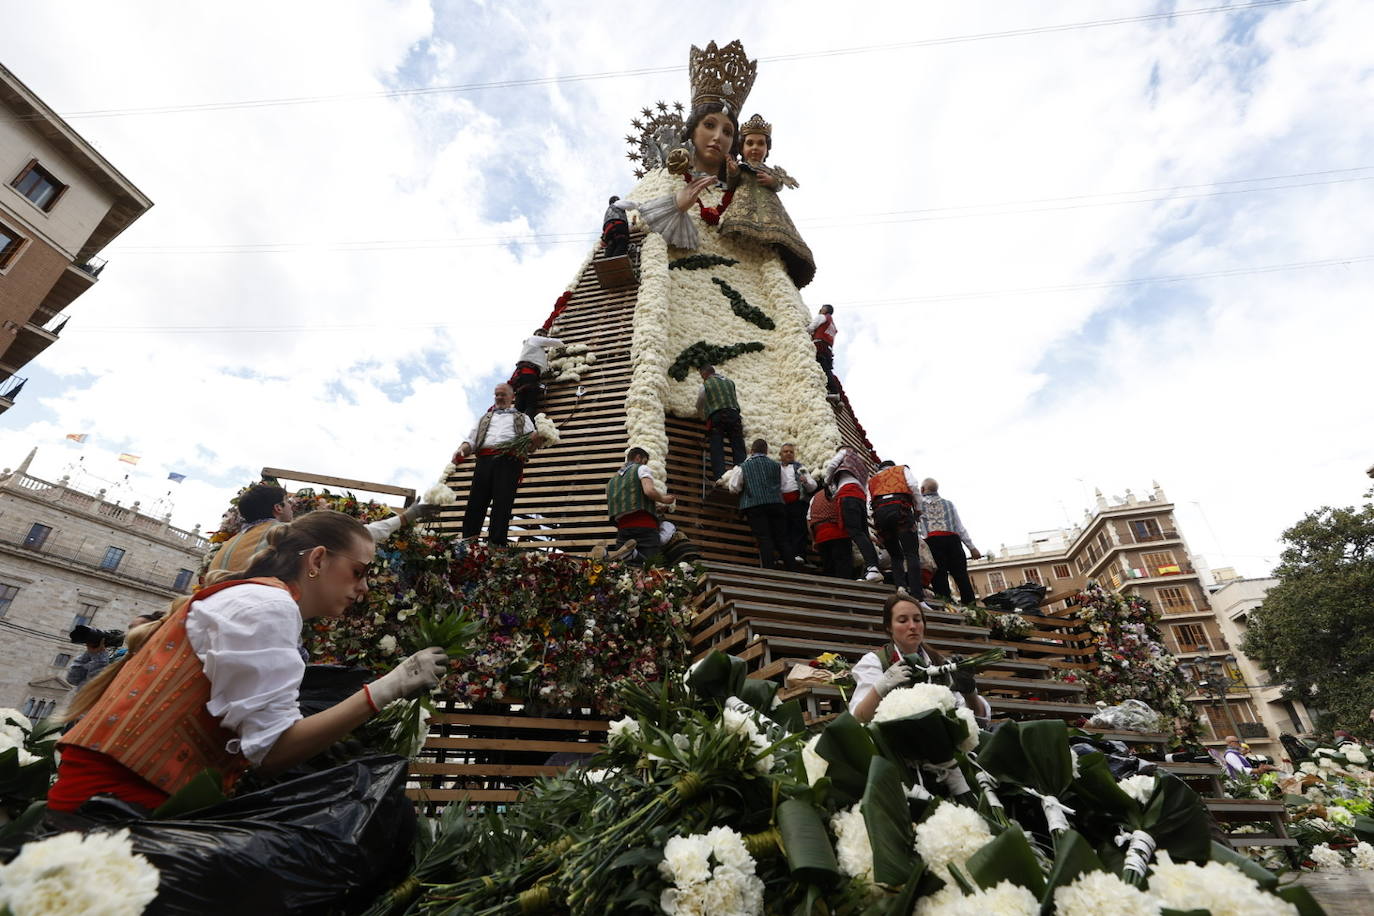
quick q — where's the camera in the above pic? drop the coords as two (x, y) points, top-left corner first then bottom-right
(69, 625), (124, 648)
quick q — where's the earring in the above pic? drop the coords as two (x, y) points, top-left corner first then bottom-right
(308, 570), (318, 579)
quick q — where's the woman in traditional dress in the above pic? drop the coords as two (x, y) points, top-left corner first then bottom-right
(618, 40), (839, 487)
(848, 593), (992, 726)
(49, 510), (447, 811)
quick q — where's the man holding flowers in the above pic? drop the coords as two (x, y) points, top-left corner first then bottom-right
(455, 382), (545, 546)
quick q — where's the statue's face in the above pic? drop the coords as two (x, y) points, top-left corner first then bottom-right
(741, 133), (768, 164)
(693, 111), (735, 169)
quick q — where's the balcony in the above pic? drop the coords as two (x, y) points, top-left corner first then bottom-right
(0, 375), (24, 414)
(1, 319), (61, 368)
(1237, 721), (1269, 740)
(33, 261), (100, 315)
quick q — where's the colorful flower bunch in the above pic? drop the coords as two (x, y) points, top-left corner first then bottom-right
(303, 535), (701, 713)
(1066, 583), (1200, 742)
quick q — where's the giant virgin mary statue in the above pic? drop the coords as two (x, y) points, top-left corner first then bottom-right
(616, 40), (840, 482)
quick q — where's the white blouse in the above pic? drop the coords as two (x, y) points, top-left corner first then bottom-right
(848, 647), (993, 722)
(185, 583), (305, 766)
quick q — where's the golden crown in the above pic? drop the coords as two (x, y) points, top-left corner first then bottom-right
(739, 112), (771, 138)
(689, 40), (757, 115)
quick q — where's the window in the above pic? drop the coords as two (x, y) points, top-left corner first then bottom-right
(1023, 568), (1042, 585)
(1174, 623), (1208, 651)
(1074, 556), (1088, 573)
(987, 571), (1007, 592)
(1096, 531), (1110, 553)
(53, 652), (72, 667)
(80, 601), (100, 622)
(99, 546), (126, 571)
(1157, 586), (1194, 612)
(0, 219), (24, 270)
(0, 583), (18, 617)
(1130, 519), (1163, 542)
(71, 613), (90, 628)
(1053, 564), (1071, 579)
(12, 160), (66, 211)
(1141, 551), (1177, 574)
(23, 523), (52, 550)
(173, 568), (194, 591)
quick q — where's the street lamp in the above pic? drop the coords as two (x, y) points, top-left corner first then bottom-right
(1183, 648), (1246, 741)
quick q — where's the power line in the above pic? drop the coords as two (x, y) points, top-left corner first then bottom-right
(113, 164), (1372, 255)
(1, 1), (1302, 123)
(68, 252), (1373, 334)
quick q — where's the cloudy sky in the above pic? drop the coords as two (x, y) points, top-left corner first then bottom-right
(1, 0), (1369, 576)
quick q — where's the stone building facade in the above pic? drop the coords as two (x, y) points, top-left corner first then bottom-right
(0, 450), (206, 715)
(0, 61), (152, 414)
(968, 483), (1285, 754)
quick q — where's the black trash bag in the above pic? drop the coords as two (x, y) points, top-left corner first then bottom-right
(17, 756), (415, 916)
(1071, 741), (1154, 779)
(297, 663), (373, 717)
(982, 583), (1048, 611)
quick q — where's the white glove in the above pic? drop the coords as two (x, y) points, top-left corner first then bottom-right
(875, 662), (914, 697)
(366, 647), (448, 709)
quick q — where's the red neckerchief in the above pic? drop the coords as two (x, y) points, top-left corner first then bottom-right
(683, 172), (734, 225)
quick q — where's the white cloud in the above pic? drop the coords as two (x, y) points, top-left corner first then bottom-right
(1, 1), (1369, 574)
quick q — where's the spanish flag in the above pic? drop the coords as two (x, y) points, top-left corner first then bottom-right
(65, 433), (88, 443)
(118, 453), (140, 465)
(1157, 564), (1181, 575)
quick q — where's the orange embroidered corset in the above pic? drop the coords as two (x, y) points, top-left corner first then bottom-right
(59, 577), (289, 796)
(868, 466), (913, 502)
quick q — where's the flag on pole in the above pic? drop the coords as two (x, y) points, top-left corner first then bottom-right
(65, 433), (88, 443)
(167, 472), (187, 483)
(118, 453), (140, 465)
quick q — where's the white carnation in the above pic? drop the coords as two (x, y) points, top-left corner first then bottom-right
(422, 483), (456, 506)
(1328, 806), (1355, 826)
(1148, 850), (1297, 916)
(607, 715), (642, 745)
(1351, 841), (1374, 869)
(0, 829), (160, 916)
(1299, 761), (1319, 775)
(830, 803), (875, 885)
(1053, 869), (1161, 915)
(913, 802), (993, 882)
(1117, 774), (1157, 806)
(533, 412), (561, 446)
(1345, 747), (1368, 765)
(801, 734), (829, 786)
(915, 879), (1039, 915)
(659, 833), (713, 885)
(873, 683), (958, 723)
(1308, 843), (1346, 871)
(954, 706), (979, 752)
(0, 708), (32, 731)
(377, 635), (398, 655)
(705, 826), (756, 874)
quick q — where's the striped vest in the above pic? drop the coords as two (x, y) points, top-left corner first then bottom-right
(59, 578), (288, 796)
(606, 463), (655, 523)
(832, 448), (871, 488)
(702, 374), (739, 416)
(203, 520), (280, 584)
(739, 455), (783, 510)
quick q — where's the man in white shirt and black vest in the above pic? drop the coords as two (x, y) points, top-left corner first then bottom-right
(455, 382), (539, 546)
(605, 447), (676, 565)
(729, 439), (796, 571)
(778, 443), (817, 567)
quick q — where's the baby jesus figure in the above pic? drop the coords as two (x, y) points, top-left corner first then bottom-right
(719, 112), (815, 288)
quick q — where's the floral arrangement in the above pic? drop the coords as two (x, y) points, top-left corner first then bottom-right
(0, 828), (160, 916)
(810, 651), (853, 685)
(489, 412), (561, 461)
(547, 343), (597, 384)
(1225, 737), (1374, 872)
(959, 604), (1033, 640)
(0, 709), (59, 833)
(304, 536), (700, 712)
(360, 651), (1311, 915)
(1066, 583), (1200, 743)
(620, 166), (841, 486)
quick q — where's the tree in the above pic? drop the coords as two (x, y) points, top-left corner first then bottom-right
(1242, 489), (1374, 737)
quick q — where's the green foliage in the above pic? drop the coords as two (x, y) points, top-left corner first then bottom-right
(710, 277), (776, 330)
(1242, 490), (1374, 736)
(668, 253), (738, 270)
(667, 340), (765, 381)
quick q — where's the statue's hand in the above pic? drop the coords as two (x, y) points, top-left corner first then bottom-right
(757, 170), (778, 189)
(674, 175), (716, 213)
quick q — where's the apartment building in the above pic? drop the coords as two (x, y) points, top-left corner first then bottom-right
(969, 482), (1283, 754)
(0, 61), (152, 413)
(0, 449), (206, 715)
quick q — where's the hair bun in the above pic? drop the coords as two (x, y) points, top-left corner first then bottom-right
(263, 522), (290, 549)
